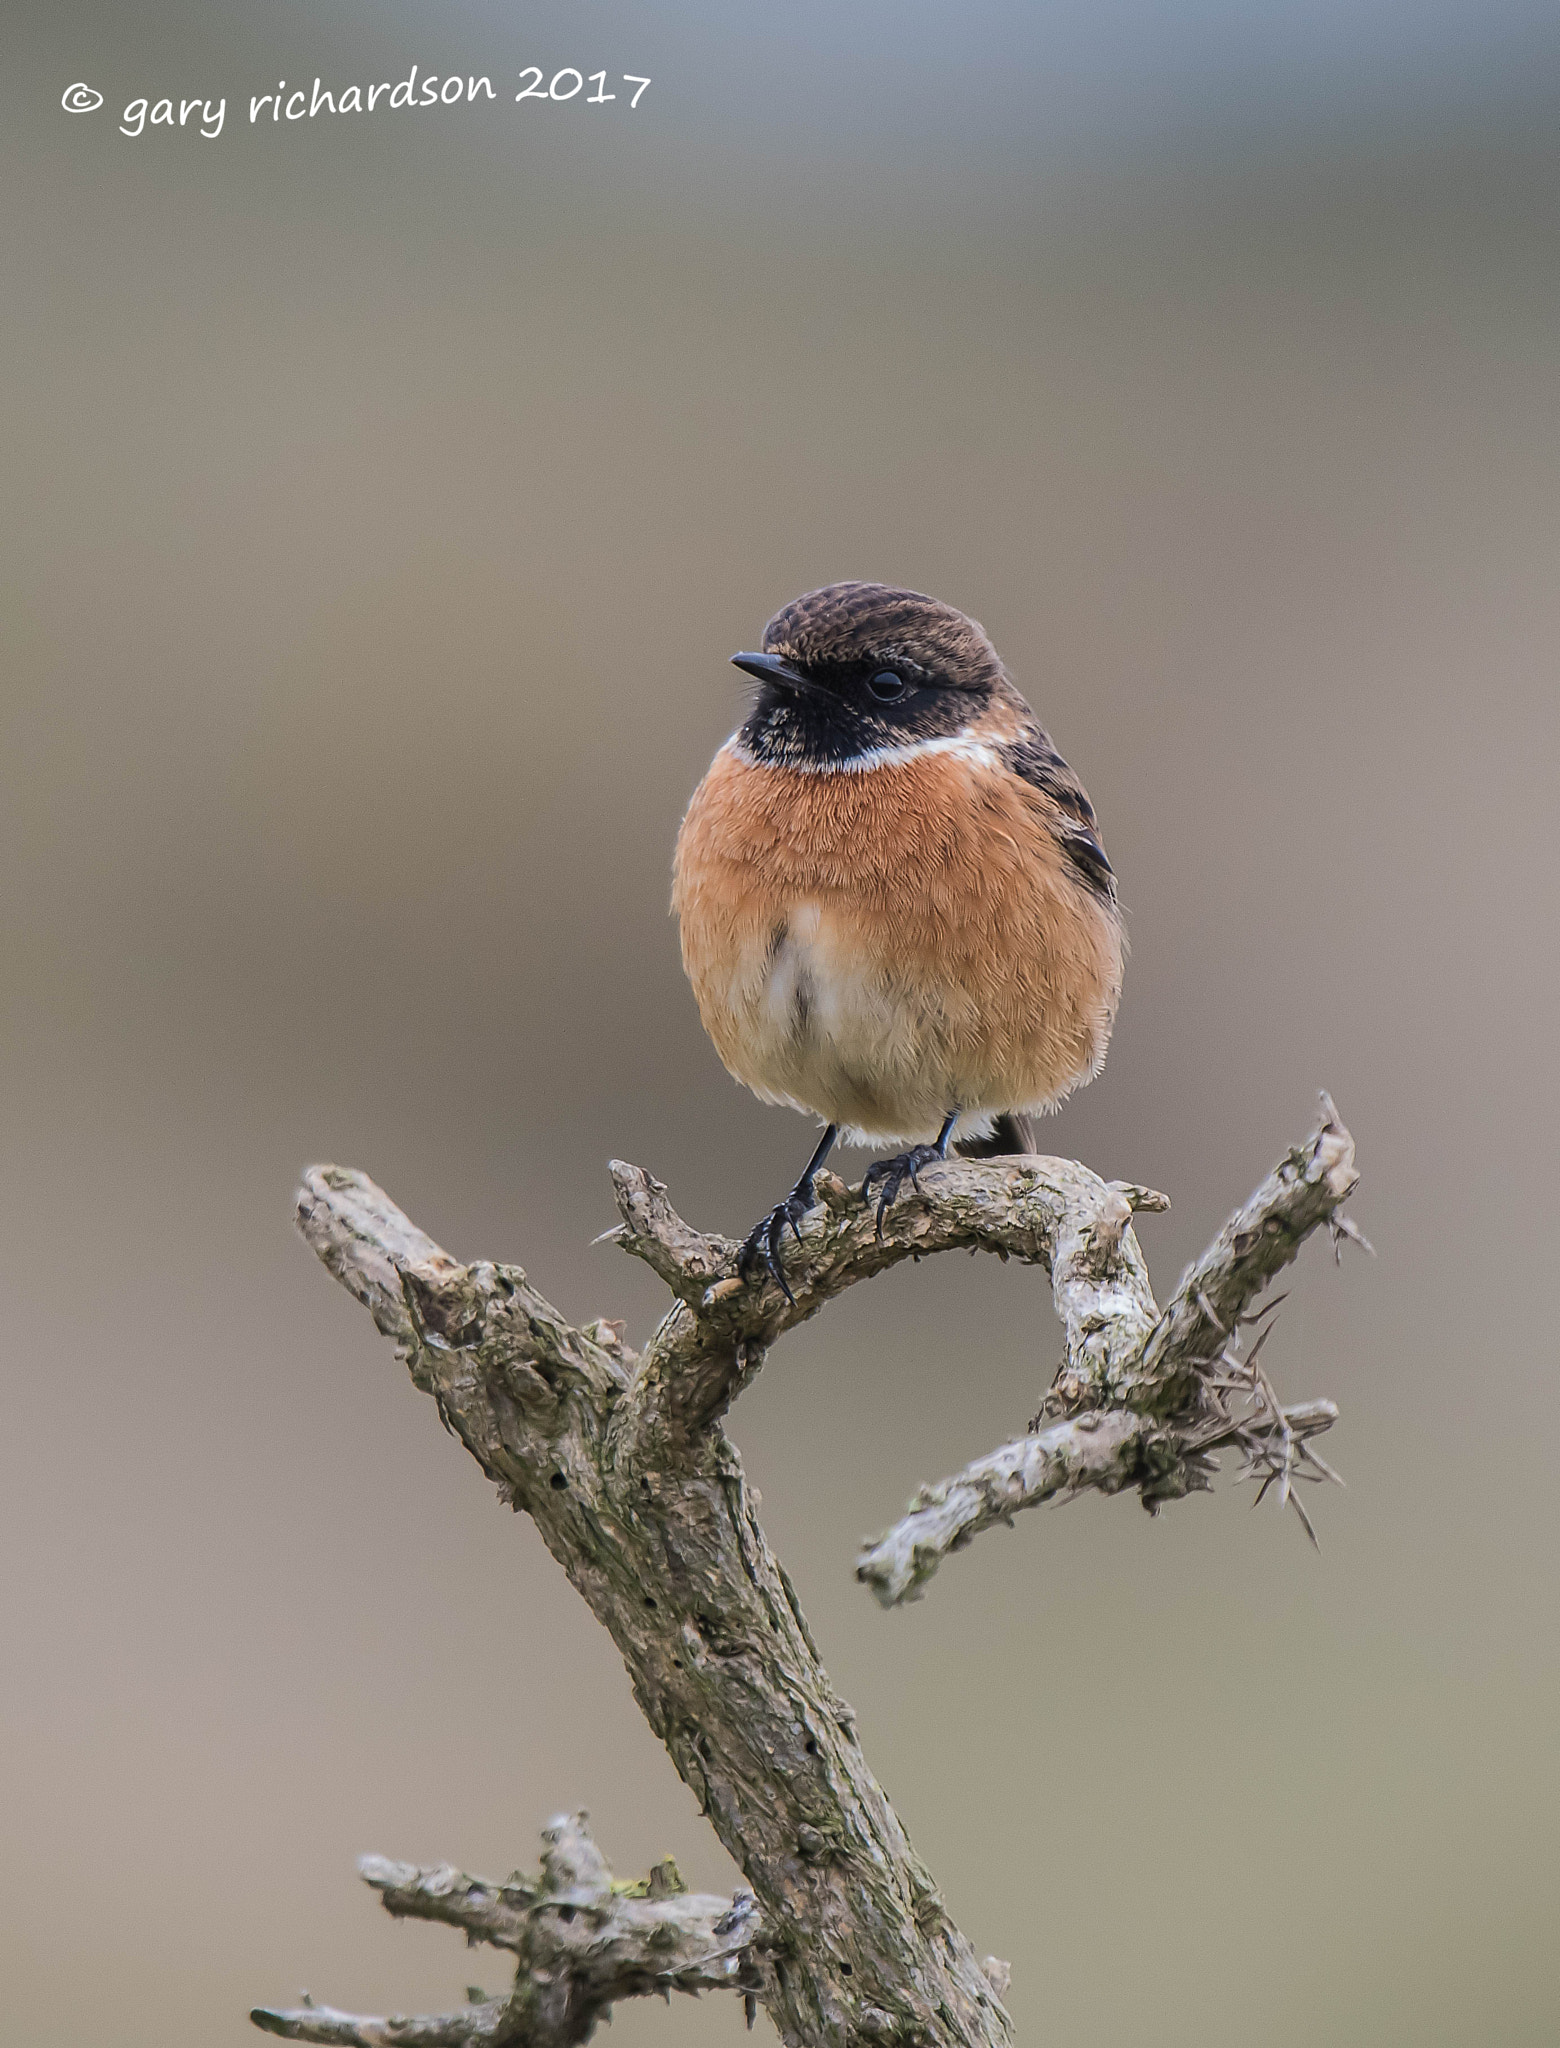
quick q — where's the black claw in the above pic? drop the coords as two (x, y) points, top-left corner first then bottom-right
(861, 1142), (945, 1238)
(736, 1125), (837, 1306)
(737, 1188), (814, 1306)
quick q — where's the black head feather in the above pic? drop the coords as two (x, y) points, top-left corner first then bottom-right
(734, 582), (999, 769)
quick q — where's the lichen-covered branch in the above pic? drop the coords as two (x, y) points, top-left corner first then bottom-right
(1136, 1099), (1362, 1409)
(605, 1149), (1168, 1445)
(858, 1103), (1363, 1604)
(275, 1098), (1362, 2045)
(854, 1409), (1157, 1608)
(253, 1814), (762, 2047)
(284, 1174), (1015, 2048)
(253, 1999), (510, 2046)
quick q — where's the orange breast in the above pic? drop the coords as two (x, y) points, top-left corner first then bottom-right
(672, 742), (1122, 1142)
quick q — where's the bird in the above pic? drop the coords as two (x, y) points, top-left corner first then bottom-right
(671, 581), (1124, 1299)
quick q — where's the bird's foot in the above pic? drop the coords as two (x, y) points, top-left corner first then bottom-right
(736, 1124), (838, 1307)
(737, 1187), (819, 1307)
(861, 1143), (947, 1237)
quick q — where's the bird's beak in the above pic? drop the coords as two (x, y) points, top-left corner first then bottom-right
(730, 651), (810, 691)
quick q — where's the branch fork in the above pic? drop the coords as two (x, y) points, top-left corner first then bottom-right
(272, 1097), (1365, 2046)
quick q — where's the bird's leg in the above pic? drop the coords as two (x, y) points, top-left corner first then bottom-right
(737, 1124), (838, 1305)
(861, 1110), (960, 1237)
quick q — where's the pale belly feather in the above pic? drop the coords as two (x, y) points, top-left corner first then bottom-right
(725, 899), (975, 1143)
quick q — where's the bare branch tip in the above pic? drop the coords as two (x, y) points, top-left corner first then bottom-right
(1308, 1100), (1359, 1200)
(251, 2002), (505, 2046)
(1329, 1212), (1376, 1259)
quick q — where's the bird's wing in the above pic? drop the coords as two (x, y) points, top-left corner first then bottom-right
(1001, 729), (1117, 907)
(952, 1110), (1036, 1159)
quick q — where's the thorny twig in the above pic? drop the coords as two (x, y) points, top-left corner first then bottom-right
(856, 1095), (1367, 1601)
(1179, 1302), (1345, 1548)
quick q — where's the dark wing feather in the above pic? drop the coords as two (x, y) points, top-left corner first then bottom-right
(1002, 731), (1117, 907)
(953, 1111), (1035, 1159)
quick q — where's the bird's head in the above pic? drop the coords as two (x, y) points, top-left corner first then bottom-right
(731, 582), (1006, 770)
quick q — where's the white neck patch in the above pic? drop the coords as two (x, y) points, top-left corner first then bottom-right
(726, 731), (1002, 776)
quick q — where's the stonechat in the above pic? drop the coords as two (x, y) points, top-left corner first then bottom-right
(672, 581), (1124, 1298)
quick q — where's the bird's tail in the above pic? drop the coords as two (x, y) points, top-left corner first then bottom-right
(953, 1111), (1034, 1159)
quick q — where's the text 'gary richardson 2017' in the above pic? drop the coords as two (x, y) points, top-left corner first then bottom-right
(249, 66), (651, 122)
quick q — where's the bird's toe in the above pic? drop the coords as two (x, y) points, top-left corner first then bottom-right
(737, 1188), (820, 1306)
(861, 1144), (943, 1237)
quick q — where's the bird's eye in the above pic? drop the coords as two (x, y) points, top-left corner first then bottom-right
(868, 670), (908, 702)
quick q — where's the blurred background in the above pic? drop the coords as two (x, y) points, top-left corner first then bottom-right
(4, 2), (1558, 2043)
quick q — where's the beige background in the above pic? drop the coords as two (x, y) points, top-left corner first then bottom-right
(4, 4), (1558, 2044)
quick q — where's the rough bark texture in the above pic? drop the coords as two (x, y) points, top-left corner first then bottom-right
(253, 1813), (764, 2046)
(267, 1101), (1363, 2047)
